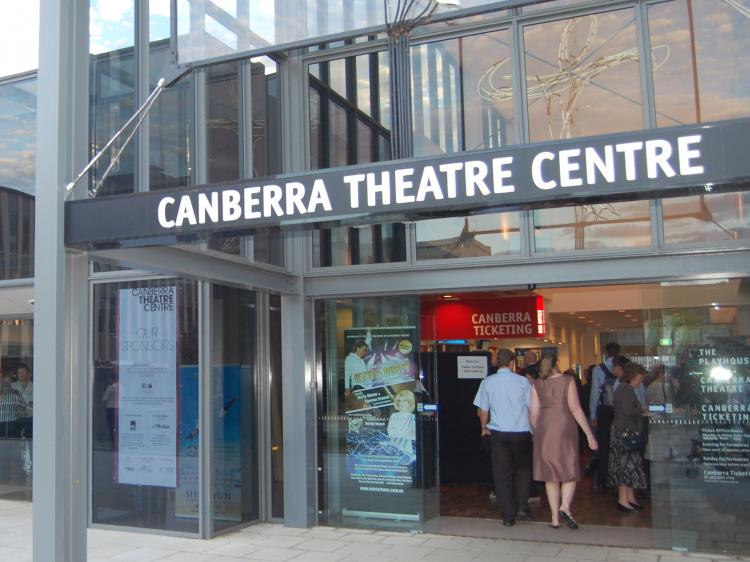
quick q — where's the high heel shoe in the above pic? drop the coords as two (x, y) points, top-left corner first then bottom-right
(617, 502), (638, 512)
(559, 510), (578, 529)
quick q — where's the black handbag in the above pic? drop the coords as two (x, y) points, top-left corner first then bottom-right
(621, 429), (643, 452)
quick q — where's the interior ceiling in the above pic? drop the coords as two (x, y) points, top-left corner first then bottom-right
(421, 279), (747, 333)
(0, 286), (34, 317)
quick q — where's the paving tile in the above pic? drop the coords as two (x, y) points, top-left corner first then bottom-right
(244, 547), (304, 561)
(294, 538), (346, 552)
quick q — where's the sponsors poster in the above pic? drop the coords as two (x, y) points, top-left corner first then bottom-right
(176, 365), (199, 517)
(117, 286), (178, 488)
(689, 344), (750, 484)
(343, 326), (420, 515)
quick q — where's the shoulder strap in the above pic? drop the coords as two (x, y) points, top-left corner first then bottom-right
(599, 362), (615, 379)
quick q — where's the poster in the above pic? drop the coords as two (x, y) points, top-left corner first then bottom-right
(176, 365), (199, 518)
(689, 344), (750, 484)
(457, 356), (488, 379)
(117, 286), (178, 488)
(343, 326), (421, 516)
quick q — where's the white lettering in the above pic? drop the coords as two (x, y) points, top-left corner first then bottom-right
(559, 149), (583, 187)
(394, 168), (415, 203)
(263, 185), (284, 217)
(615, 141), (643, 181)
(308, 179), (332, 212)
(645, 139), (676, 179)
(367, 172), (391, 207)
(343, 173), (365, 209)
(175, 195), (197, 226)
(465, 160), (491, 196)
(158, 197), (175, 228)
(585, 146), (615, 184)
(492, 157), (515, 193)
(439, 162), (463, 198)
(198, 192), (219, 224)
(243, 187), (261, 219)
(416, 166), (444, 202)
(678, 135), (704, 175)
(222, 190), (242, 221)
(286, 182), (307, 215)
(532, 152), (556, 190)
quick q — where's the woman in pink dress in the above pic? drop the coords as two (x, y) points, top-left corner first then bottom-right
(530, 353), (598, 529)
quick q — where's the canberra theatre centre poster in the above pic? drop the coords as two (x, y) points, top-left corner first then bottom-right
(117, 286), (178, 488)
(342, 326), (421, 517)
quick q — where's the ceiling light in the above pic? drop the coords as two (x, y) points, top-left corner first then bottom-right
(710, 366), (732, 382)
(617, 310), (625, 313)
(443, 295), (452, 299)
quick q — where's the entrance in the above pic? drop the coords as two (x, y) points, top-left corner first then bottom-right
(317, 278), (750, 551)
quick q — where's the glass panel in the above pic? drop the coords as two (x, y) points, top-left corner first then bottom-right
(317, 296), (436, 531)
(248, 57), (282, 179)
(269, 294), (283, 518)
(0, 79), (36, 196)
(149, 40), (194, 191)
(150, 0), (171, 42)
(649, 278), (750, 554)
(662, 192), (750, 245)
(211, 285), (258, 531)
(90, 0), (136, 196)
(92, 279), (200, 533)
(312, 224), (406, 267)
(0, 318), (34, 501)
(0, 188), (34, 280)
(176, 0), (500, 63)
(649, 0), (750, 127)
(524, 9), (643, 141)
(534, 201), (651, 252)
(412, 29), (515, 156)
(416, 212), (521, 260)
(207, 62), (241, 183)
(0, 1), (39, 78)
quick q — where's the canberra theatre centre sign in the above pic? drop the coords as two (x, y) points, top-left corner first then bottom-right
(65, 119), (750, 248)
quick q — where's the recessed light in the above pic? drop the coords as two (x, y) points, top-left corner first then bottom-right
(443, 295), (452, 298)
(618, 310), (625, 313)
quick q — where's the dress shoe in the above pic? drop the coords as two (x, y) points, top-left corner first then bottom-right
(502, 519), (515, 527)
(617, 502), (638, 512)
(630, 502), (643, 510)
(548, 523), (560, 529)
(516, 510), (533, 522)
(559, 510), (578, 529)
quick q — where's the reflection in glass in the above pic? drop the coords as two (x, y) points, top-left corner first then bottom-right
(89, 1), (136, 196)
(0, 188), (35, 279)
(207, 62), (241, 183)
(269, 294), (283, 518)
(149, 42), (194, 191)
(524, 9), (643, 141)
(211, 286), (258, 531)
(534, 201), (651, 252)
(662, 193), (750, 245)
(412, 29), (515, 156)
(92, 279), (200, 533)
(310, 52), (404, 266)
(0, 319), (34, 501)
(0, 79), (36, 195)
(416, 213), (520, 260)
(649, 0), (750, 127)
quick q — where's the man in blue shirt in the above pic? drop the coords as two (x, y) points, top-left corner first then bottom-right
(474, 348), (532, 527)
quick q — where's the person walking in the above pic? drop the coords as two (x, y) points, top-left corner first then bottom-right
(609, 362), (648, 511)
(474, 348), (533, 527)
(530, 353), (598, 529)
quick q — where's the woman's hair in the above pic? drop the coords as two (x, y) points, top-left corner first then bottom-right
(538, 353), (559, 379)
(393, 389), (415, 412)
(620, 362), (647, 384)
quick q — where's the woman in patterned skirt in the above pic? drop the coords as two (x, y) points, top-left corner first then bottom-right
(608, 362), (648, 511)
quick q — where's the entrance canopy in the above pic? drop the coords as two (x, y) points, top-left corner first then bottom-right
(65, 118), (750, 250)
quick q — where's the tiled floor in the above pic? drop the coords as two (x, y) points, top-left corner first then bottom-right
(1, 500), (748, 562)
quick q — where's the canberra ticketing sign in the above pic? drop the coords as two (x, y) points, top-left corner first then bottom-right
(65, 118), (750, 248)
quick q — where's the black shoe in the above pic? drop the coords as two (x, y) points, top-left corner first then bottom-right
(630, 502), (643, 510)
(559, 510), (578, 529)
(548, 523), (560, 529)
(617, 502), (638, 512)
(516, 510), (533, 521)
(502, 519), (515, 527)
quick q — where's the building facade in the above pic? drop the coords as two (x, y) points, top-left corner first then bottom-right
(1, 0), (749, 560)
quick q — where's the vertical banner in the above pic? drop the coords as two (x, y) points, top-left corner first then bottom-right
(117, 286), (178, 487)
(213, 364), (245, 522)
(176, 365), (199, 517)
(343, 326), (421, 518)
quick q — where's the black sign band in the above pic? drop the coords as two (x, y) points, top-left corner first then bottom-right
(66, 118), (750, 248)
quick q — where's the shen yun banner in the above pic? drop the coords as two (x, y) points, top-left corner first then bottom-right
(117, 286), (178, 488)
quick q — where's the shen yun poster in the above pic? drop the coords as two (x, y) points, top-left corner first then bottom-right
(117, 286), (178, 487)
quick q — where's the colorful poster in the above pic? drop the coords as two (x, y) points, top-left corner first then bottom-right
(176, 365), (199, 518)
(343, 327), (421, 515)
(213, 364), (245, 522)
(117, 286), (178, 488)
